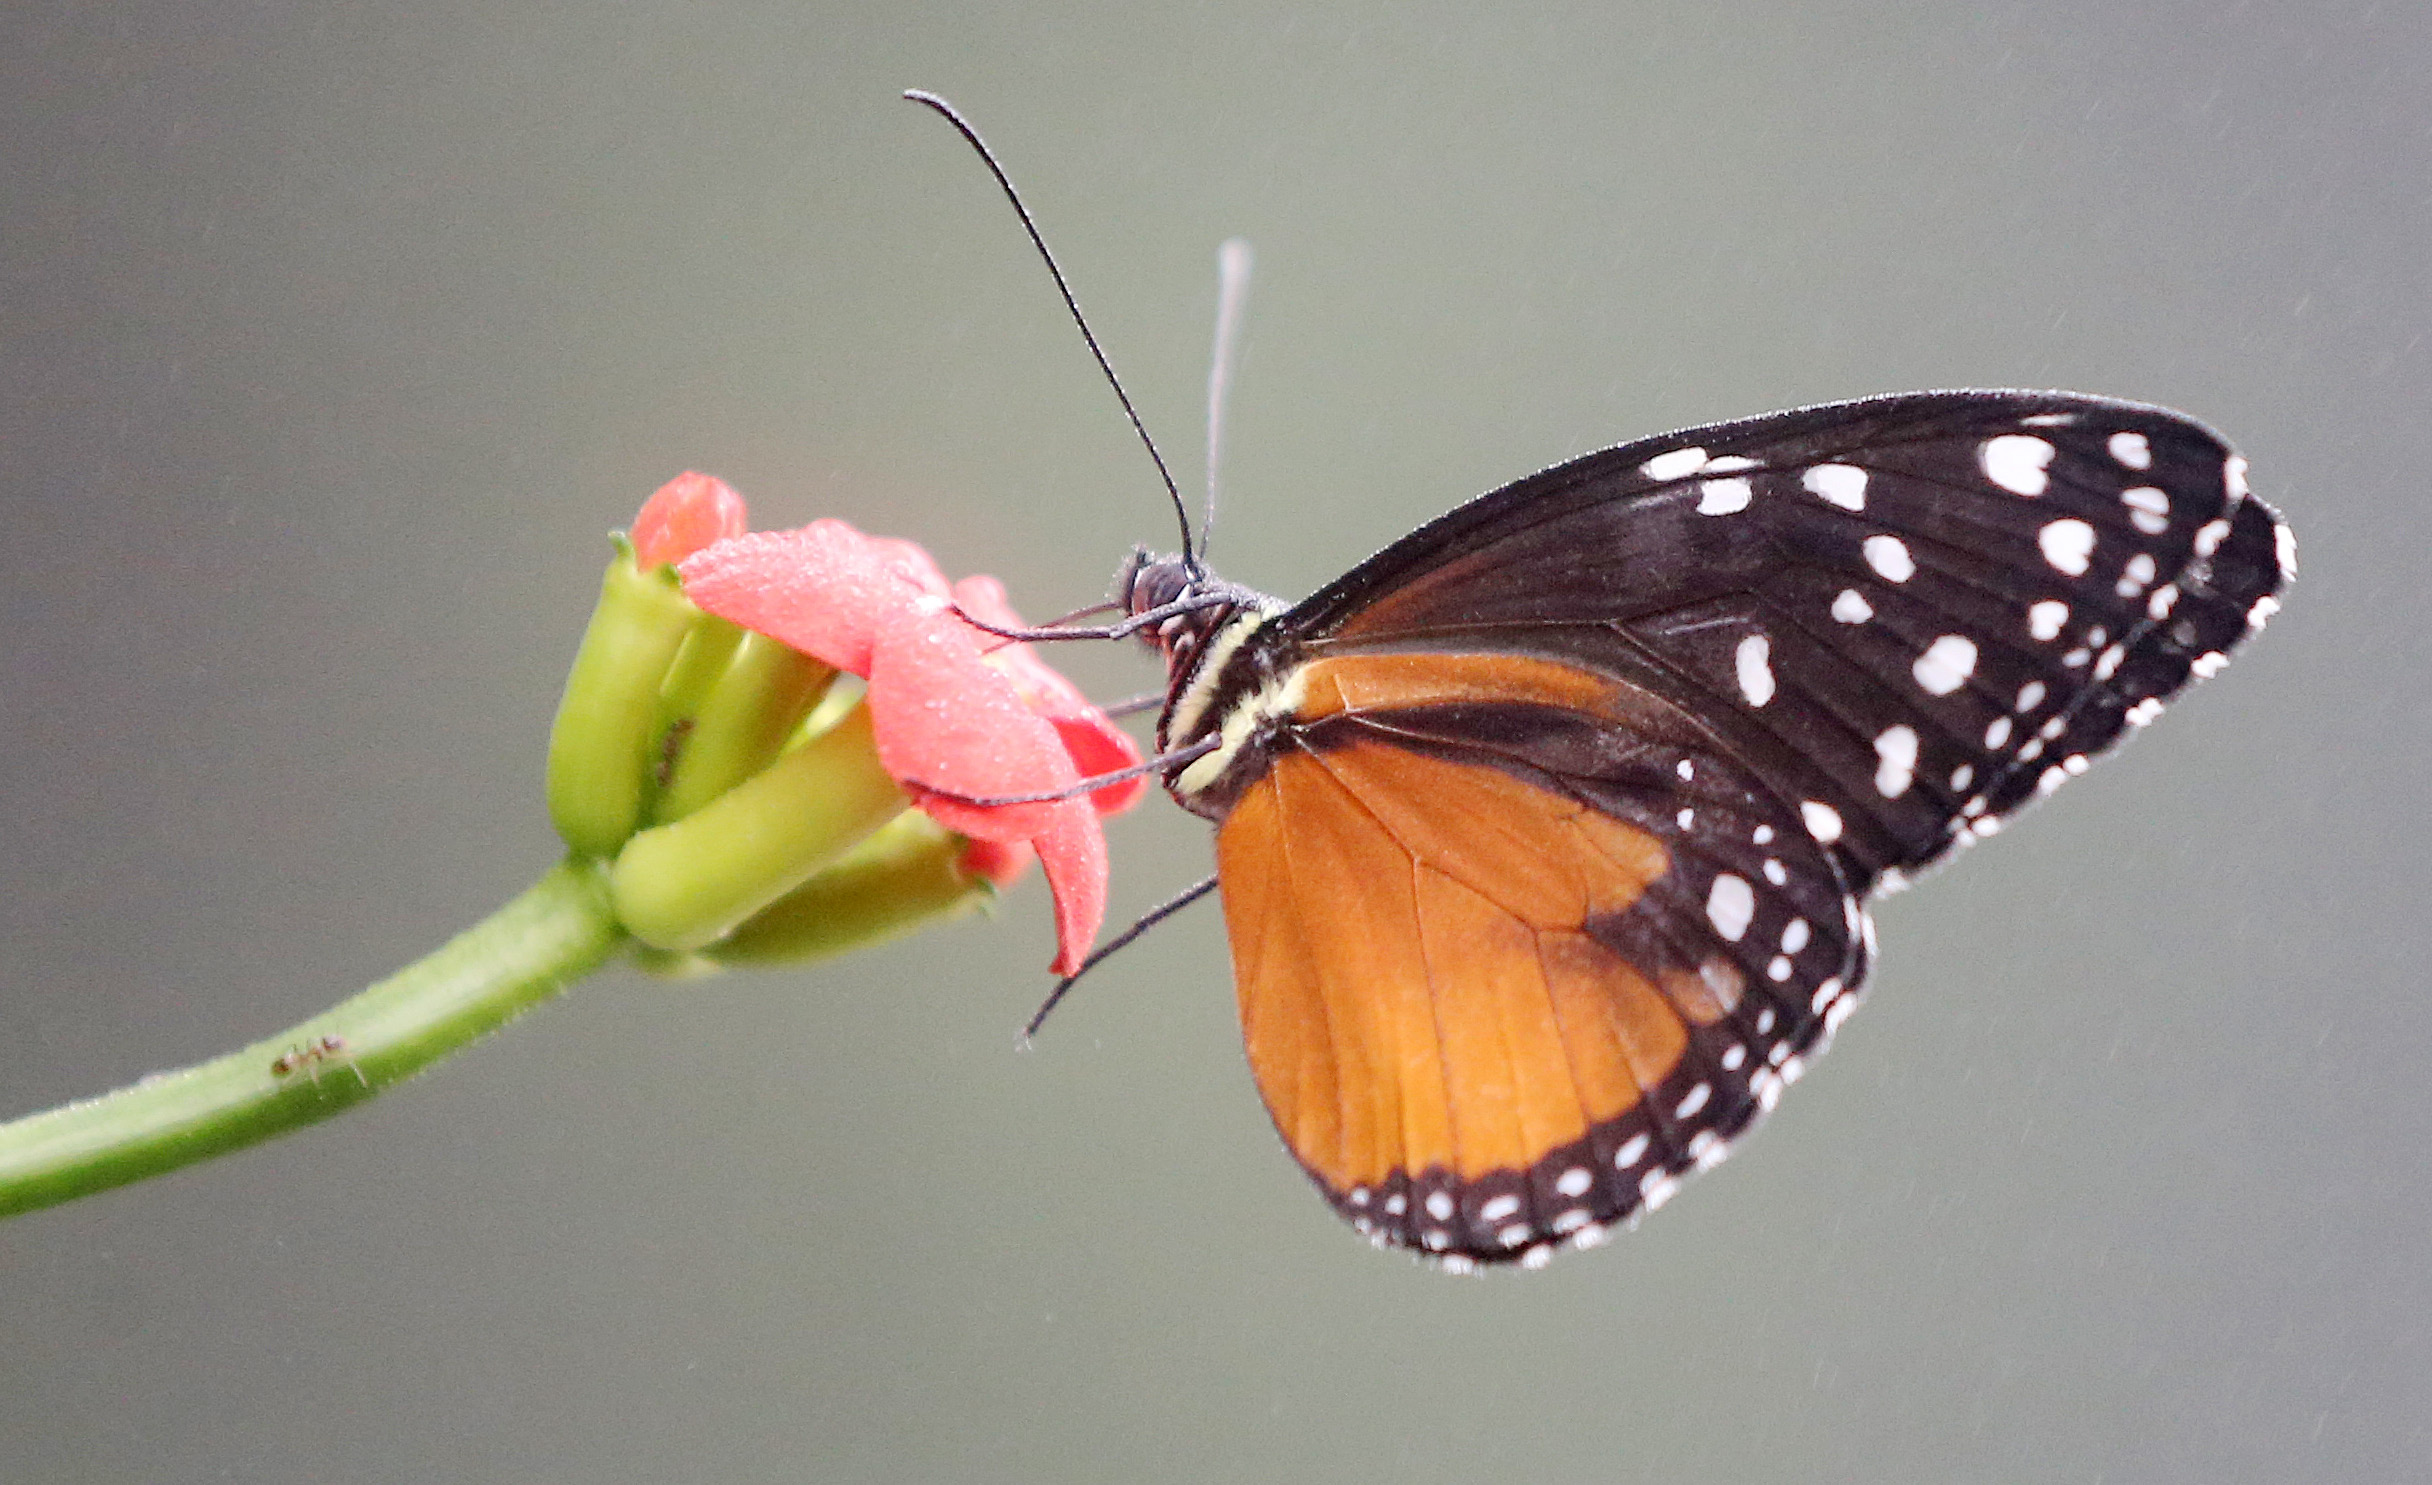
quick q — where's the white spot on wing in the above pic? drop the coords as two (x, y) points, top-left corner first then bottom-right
(1698, 477), (1753, 515)
(1801, 801), (1843, 843)
(1735, 634), (1775, 706)
(1873, 725), (1918, 798)
(2028, 599), (2068, 641)
(1481, 1193), (1521, 1222)
(1982, 434), (2056, 495)
(1706, 874), (1755, 942)
(1675, 1082), (1712, 1118)
(1985, 715), (2012, 749)
(2275, 521), (2298, 579)
(2108, 431), (2153, 469)
(1704, 454), (1761, 473)
(1803, 463), (1868, 510)
(1832, 588), (1873, 624)
(1642, 446), (1708, 481)
(2017, 679), (2047, 712)
(1864, 535), (1915, 582)
(1912, 635), (1978, 696)
(1556, 1167), (1592, 1198)
(2039, 518), (2097, 576)
(2227, 454), (2251, 499)
(2191, 651), (2229, 679)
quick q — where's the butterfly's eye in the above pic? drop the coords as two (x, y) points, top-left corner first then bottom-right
(1125, 553), (1198, 617)
(1111, 544), (1153, 609)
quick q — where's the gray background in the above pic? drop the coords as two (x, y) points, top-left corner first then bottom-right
(1, 3), (2423, 1481)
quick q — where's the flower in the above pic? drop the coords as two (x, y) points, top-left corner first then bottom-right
(677, 518), (1143, 973)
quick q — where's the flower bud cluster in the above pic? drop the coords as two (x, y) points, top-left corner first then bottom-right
(546, 474), (1138, 973)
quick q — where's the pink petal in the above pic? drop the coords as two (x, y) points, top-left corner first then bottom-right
(679, 520), (923, 676)
(1029, 798), (1109, 975)
(632, 472), (749, 568)
(866, 606), (1075, 841)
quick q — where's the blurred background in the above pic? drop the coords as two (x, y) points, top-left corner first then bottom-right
(2, 2), (2425, 1480)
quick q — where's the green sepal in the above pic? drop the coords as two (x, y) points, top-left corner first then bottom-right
(653, 630), (837, 826)
(609, 701), (909, 952)
(708, 810), (995, 967)
(546, 535), (709, 857)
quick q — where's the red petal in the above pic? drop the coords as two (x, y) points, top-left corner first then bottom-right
(959, 836), (1034, 889)
(951, 575), (1148, 816)
(866, 536), (953, 599)
(866, 605), (1074, 841)
(632, 472), (749, 568)
(1050, 713), (1149, 815)
(678, 520), (927, 676)
(947, 573), (1029, 638)
(1030, 799), (1109, 975)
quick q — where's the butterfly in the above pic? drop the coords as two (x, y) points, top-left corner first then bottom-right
(895, 92), (2290, 1269)
(1110, 389), (2288, 1270)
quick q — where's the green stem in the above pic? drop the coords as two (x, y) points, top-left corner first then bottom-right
(0, 857), (628, 1220)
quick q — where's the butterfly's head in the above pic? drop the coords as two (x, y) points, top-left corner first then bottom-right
(1114, 545), (1200, 629)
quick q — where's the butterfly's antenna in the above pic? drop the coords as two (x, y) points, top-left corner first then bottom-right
(903, 91), (1199, 573)
(1200, 238), (1254, 563)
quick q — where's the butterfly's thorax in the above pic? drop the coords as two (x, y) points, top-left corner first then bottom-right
(1118, 552), (1293, 820)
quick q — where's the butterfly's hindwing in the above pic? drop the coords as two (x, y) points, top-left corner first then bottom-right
(1212, 651), (1866, 1264)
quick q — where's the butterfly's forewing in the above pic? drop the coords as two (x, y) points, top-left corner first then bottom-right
(1297, 390), (2287, 889)
(1224, 390), (2286, 1263)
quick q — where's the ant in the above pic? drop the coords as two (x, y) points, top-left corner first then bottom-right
(269, 1033), (366, 1088)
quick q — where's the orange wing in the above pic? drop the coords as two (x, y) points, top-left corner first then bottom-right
(1217, 657), (1854, 1267)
